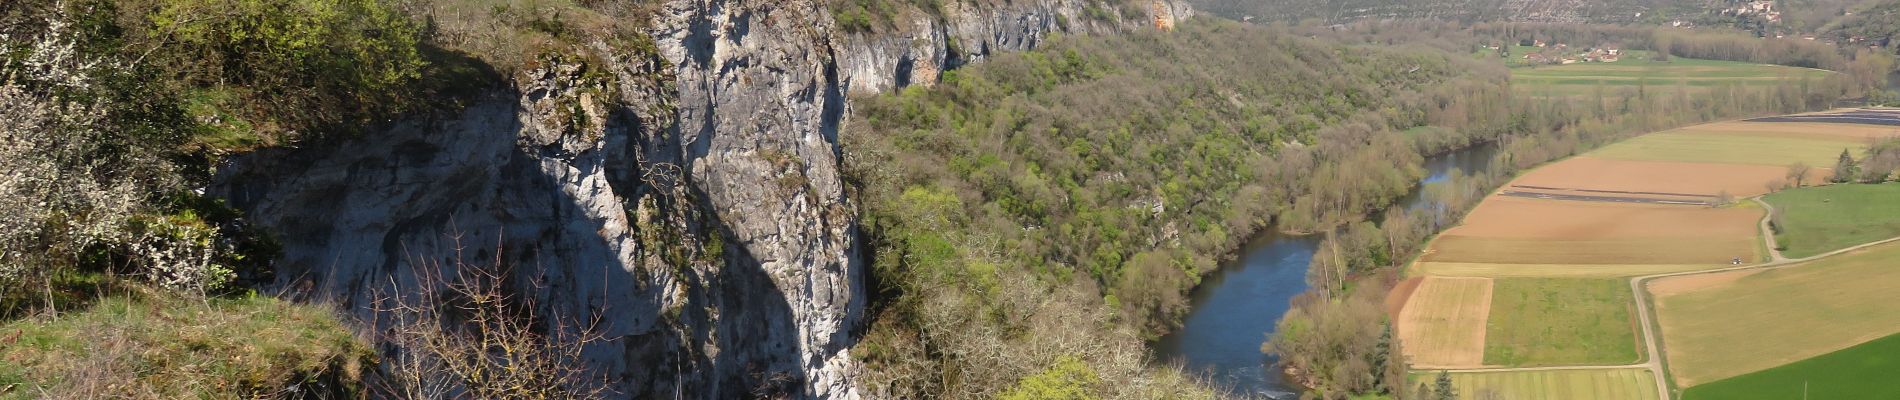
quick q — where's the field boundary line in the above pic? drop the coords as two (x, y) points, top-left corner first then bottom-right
(1427, 196), (1900, 400)
(1631, 196), (1900, 400)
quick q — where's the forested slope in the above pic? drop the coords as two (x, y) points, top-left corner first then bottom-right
(844, 18), (1518, 398)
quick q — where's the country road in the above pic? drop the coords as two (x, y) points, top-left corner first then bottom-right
(1430, 197), (1900, 400)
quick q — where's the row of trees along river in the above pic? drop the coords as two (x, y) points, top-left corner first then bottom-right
(844, 17), (1860, 399)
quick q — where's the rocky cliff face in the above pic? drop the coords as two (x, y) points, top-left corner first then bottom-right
(840, 0), (1194, 93)
(211, 0), (1185, 398)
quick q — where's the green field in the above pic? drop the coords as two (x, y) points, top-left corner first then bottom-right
(1484, 278), (1641, 366)
(1588, 131), (1859, 167)
(1683, 332), (1900, 400)
(1510, 54), (1830, 97)
(1420, 368), (1660, 400)
(1764, 183), (1900, 258)
(1655, 241), (1900, 386)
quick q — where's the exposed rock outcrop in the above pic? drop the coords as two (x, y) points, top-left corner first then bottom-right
(839, 0), (1194, 93)
(211, 0), (1186, 398)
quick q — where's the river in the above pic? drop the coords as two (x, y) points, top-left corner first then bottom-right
(1150, 143), (1499, 398)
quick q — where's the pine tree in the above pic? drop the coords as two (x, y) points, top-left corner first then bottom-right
(1372, 323), (1393, 393)
(1435, 370), (1458, 400)
(1833, 148), (1860, 183)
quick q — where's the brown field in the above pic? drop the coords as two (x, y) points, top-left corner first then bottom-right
(1512, 156), (1820, 198)
(1414, 262), (1722, 278)
(1434, 369), (1661, 400)
(1424, 235), (1760, 265)
(1424, 197), (1764, 265)
(1444, 197), (1762, 239)
(1654, 242), (1900, 386)
(1386, 277), (1424, 316)
(1682, 121), (1900, 142)
(1645, 269), (1761, 297)
(1398, 277), (1494, 368)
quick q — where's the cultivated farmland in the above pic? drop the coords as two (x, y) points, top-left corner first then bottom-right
(1424, 193), (1764, 266)
(1653, 241), (1900, 386)
(1412, 262), (1717, 278)
(1512, 54), (1829, 98)
(1589, 129), (1863, 167)
(1424, 235), (1759, 265)
(1484, 278), (1642, 366)
(1681, 121), (1900, 142)
(1396, 277), (1494, 367)
(1682, 332), (1900, 400)
(1510, 156), (1804, 198)
(1446, 197), (1762, 239)
(1392, 99), (1899, 399)
(1763, 183), (1900, 258)
(1425, 368), (1661, 400)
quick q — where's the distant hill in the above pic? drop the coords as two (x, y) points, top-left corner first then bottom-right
(1192, 0), (1724, 24)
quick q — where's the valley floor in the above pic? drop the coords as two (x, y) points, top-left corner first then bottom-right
(1393, 108), (1900, 399)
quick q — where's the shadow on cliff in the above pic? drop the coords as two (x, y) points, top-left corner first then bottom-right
(213, 88), (805, 398)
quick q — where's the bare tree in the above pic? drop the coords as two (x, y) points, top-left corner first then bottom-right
(1786, 162), (1810, 188)
(370, 232), (615, 399)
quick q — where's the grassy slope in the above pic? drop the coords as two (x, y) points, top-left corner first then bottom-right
(1484, 278), (1641, 366)
(0, 292), (370, 398)
(1655, 241), (1900, 386)
(1763, 183), (1900, 258)
(1683, 332), (1900, 400)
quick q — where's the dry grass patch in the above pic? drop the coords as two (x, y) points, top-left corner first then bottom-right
(1424, 235), (1761, 265)
(1654, 242), (1900, 386)
(1397, 277), (1493, 368)
(1513, 156), (1816, 198)
(1414, 262), (1722, 278)
(1427, 368), (1660, 400)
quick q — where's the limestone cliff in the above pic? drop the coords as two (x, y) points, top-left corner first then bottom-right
(211, 0), (1186, 398)
(840, 0), (1194, 93)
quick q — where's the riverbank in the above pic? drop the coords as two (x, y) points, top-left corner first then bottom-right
(1153, 142), (1500, 397)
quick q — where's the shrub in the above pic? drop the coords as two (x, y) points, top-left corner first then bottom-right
(112, 0), (426, 143)
(1000, 355), (1101, 400)
(0, 291), (373, 398)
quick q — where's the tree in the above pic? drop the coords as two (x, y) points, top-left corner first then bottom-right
(372, 238), (613, 399)
(1114, 251), (1189, 334)
(1786, 162), (1811, 187)
(1833, 148), (1860, 183)
(999, 355), (1100, 400)
(1847, 49), (1895, 99)
(1858, 137), (1900, 183)
(1371, 323), (1393, 393)
(1435, 370), (1458, 400)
